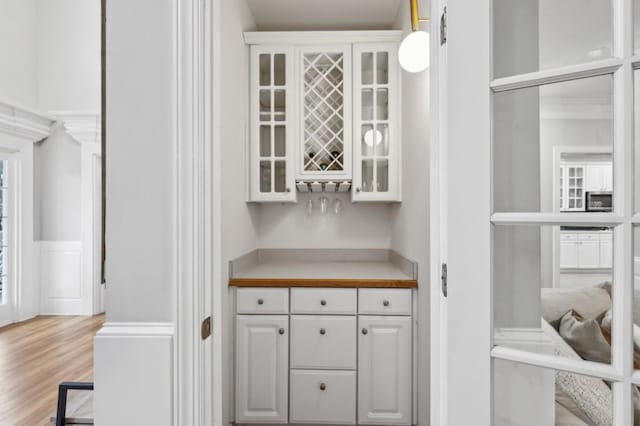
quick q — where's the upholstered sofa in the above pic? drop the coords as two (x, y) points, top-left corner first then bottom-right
(541, 283), (640, 426)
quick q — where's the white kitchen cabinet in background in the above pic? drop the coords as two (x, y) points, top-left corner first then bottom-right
(559, 162), (612, 212)
(585, 164), (613, 192)
(559, 231), (613, 269)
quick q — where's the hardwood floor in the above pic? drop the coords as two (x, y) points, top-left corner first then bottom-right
(0, 315), (105, 425)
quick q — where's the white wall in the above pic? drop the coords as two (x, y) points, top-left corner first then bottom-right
(104, 0), (175, 323)
(257, 194), (392, 248)
(34, 126), (82, 240)
(390, 1), (430, 424)
(0, 0), (38, 107)
(220, 0), (258, 423)
(0, 0), (100, 112)
(35, 0), (100, 112)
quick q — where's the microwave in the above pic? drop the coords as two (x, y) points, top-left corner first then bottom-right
(585, 191), (613, 212)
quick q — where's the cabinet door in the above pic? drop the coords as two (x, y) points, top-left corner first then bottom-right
(578, 240), (600, 268)
(358, 316), (411, 425)
(599, 235), (613, 268)
(352, 43), (401, 202)
(560, 241), (579, 268)
(585, 165), (603, 192)
(297, 44), (352, 181)
(564, 166), (585, 211)
(250, 45), (296, 202)
(602, 164), (613, 191)
(236, 315), (289, 423)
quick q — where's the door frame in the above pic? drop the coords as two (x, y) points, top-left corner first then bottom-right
(428, 0), (448, 425)
(175, 0), (217, 424)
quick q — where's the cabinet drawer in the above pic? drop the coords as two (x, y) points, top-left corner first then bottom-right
(560, 233), (578, 241)
(290, 316), (356, 369)
(358, 289), (412, 315)
(291, 288), (357, 315)
(237, 288), (289, 314)
(290, 370), (356, 424)
(578, 233), (599, 241)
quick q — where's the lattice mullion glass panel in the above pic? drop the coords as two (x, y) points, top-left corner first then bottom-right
(303, 52), (345, 173)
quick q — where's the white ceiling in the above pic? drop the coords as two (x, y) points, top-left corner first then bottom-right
(246, 0), (404, 31)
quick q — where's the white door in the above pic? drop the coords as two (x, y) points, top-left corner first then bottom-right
(236, 315), (289, 423)
(0, 157), (14, 328)
(445, 0), (637, 424)
(358, 316), (411, 425)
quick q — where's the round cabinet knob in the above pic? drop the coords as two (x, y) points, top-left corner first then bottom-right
(286, 187), (291, 192)
(319, 383), (327, 391)
(278, 328), (285, 335)
(320, 299), (327, 306)
(320, 328), (326, 335)
(257, 298), (264, 305)
(356, 187), (362, 193)
(362, 328), (368, 335)
(383, 300), (390, 307)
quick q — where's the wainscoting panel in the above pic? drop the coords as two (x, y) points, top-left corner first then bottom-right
(94, 323), (174, 426)
(38, 241), (88, 315)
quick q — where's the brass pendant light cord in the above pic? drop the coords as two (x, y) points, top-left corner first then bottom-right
(410, 0), (430, 31)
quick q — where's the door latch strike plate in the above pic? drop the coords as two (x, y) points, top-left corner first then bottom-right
(201, 316), (212, 340)
(441, 263), (448, 297)
(440, 7), (448, 46)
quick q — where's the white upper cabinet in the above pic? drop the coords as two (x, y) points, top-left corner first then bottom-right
(352, 43), (401, 202)
(297, 44), (352, 182)
(249, 45), (296, 202)
(246, 32), (402, 203)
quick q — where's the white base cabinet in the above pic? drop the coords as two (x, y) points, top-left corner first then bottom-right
(236, 315), (289, 424)
(358, 316), (412, 425)
(235, 287), (414, 425)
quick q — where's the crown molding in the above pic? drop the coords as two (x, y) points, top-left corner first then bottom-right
(244, 30), (403, 45)
(52, 111), (102, 145)
(0, 100), (57, 141)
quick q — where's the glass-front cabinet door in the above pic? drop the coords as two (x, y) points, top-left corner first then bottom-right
(249, 45), (296, 202)
(352, 43), (400, 202)
(297, 45), (352, 182)
(444, 0), (640, 424)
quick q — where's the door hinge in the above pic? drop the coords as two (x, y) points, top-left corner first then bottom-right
(441, 263), (448, 297)
(201, 316), (212, 340)
(440, 7), (448, 46)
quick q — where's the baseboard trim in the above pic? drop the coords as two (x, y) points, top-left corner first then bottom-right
(96, 321), (175, 336)
(94, 322), (175, 426)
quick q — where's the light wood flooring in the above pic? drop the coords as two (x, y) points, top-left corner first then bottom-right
(0, 315), (105, 425)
